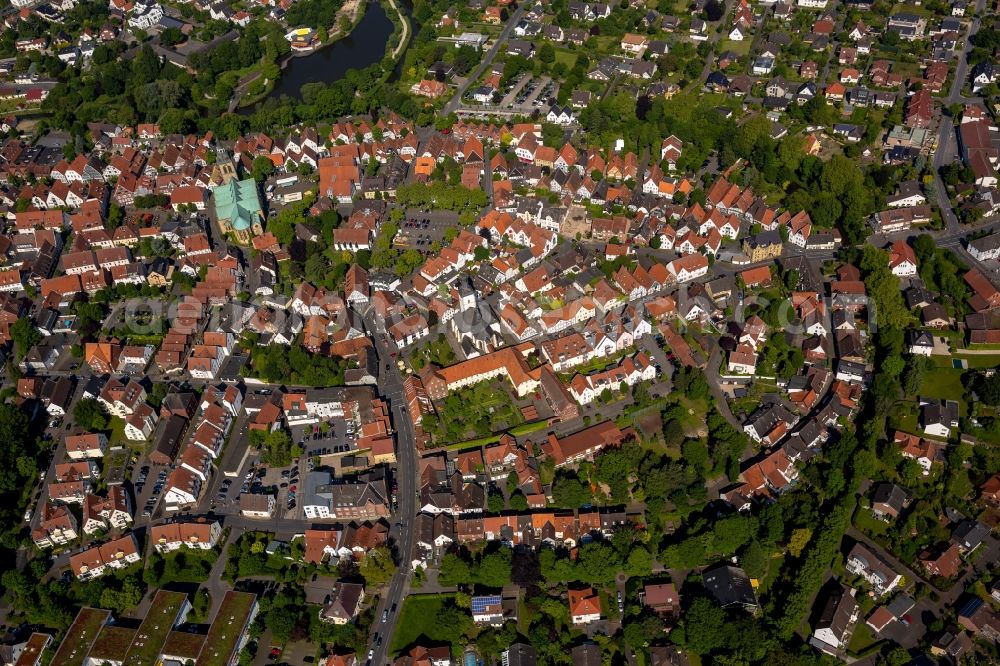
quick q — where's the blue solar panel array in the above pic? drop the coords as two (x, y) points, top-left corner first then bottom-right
(471, 595), (502, 613)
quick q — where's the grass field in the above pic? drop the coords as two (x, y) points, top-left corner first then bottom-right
(853, 505), (892, 541)
(553, 47), (578, 69)
(444, 419), (549, 450)
(716, 38), (752, 56)
(919, 367), (967, 410)
(107, 416), (129, 449)
(390, 594), (455, 654)
(952, 353), (1000, 369)
(847, 623), (879, 655)
(888, 400), (919, 434)
(847, 622), (885, 658)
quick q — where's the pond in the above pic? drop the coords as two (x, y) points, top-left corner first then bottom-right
(256, 0), (394, 104)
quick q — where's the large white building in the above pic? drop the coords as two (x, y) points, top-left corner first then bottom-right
(127, 2), (164, 29)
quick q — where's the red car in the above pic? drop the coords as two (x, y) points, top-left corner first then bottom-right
(269, 647), (282, 661)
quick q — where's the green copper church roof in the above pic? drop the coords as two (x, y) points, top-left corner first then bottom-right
(213, 178), (262, 232)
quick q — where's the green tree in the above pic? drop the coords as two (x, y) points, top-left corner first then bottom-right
(625, 546), (653, 577)
(73, 398), (109, 431)
(676, 597), (726, 654)
(787, 528), (812, 557)
(487, 492), (505, 513)
(740, 540), (766, 579)
(9, 318), (41, 360)
(265, 607), (299, 642)
(575, 541), (622, 586)
(552, 471), (591, 507)
(433, 602), (474, 639)
(251, 155), (275, 182)
(475, 549), (513, 588)
(249, 428), (301, 466)
(0, 404), (32, 495)
(861, 245), (910, 330)
(359, 547), (396, 586)
(438, 553), (472, 587)
(974, 373), (1000, 405)
(624, 614), (666, 649)
(710, 515), (756, 556)
(681, 439), (709, 472)
(885, 647), (910, 666)
(99, 575), (144, 614)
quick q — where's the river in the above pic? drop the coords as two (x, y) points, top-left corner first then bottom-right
(255, 0), (395, 105)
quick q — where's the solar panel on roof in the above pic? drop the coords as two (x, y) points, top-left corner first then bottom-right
(470, 595), (502, 613)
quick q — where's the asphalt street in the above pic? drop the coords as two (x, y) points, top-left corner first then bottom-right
(442, 4), (527, 115)
(931, 0), (988, 232)
(357, 304), (417, 666)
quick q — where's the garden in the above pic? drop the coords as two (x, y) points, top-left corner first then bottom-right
(421, 381), (524, 447)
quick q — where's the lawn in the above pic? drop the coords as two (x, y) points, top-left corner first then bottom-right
(592, 35), (620, 52)
(853, 506), (892, 541)
(847, 623), (882, 657)
(553, 47), (578, 69)
(445, 419), (549, 450)
(425, 381), (524, 446)
(890, 1), (935, 16)
(888, 400), (920, 434)
(390, 594), (455, 654)
(919, 367), (967, 410)
(753, 551), (785, 598)
(716, 38), (752, 56)
(107, 416), (129, 449)
(146, 547), (219, 586)
(952, 353), (1000, 369)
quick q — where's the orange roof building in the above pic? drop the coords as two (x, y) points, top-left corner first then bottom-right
(569, 587), (602, 624)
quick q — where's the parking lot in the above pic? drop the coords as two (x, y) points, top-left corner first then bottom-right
(208, 459), (302, 519)
(395, 209), (460, 251)
(499, 73), (531, 106)
(104, 399), (374, 528)
(134, 463), (170, 521)
(290, 418), (355, 458)
(513, 75), (556, 111)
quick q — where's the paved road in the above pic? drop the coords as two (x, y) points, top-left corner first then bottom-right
(931, 0), (988, 232)
(703, 344), (745, 432)
(385, 0), (409, 60)
(203, 526), (241, 619)
(442, 4), (526, 115)
(816, 10), (847, 88)
(357, 304), (417, 666)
